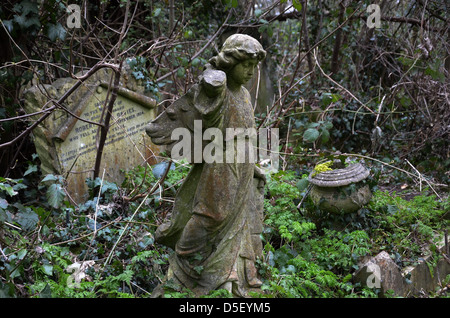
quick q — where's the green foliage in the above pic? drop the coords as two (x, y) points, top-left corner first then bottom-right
(301, 121), (334, 145)
(47, 23), (66, 41)
(257, 169), (374, 297)
(366, 190), (448, 266)
(0, 160), (193, 298)
(257, 167), (448, 298)
(3, 0), (41, 35)
(0, 178), (19, 197)
(41, 175), (66, 209)
(0, 151), (447, 298)
(257, 244), (374, 298)
(1, 0), (448, 299)
(264, 170), (303, 237)
(127, 56), (161, 98)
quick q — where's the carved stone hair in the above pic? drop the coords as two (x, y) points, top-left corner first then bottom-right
(209, 34), (266, 72)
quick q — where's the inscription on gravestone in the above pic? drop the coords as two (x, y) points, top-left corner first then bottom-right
(53, 84), (158, 203)
(22, 66), (159, 205)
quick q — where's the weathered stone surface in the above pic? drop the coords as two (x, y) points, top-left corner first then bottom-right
(354, 251), (406, 297)
(403, 258), (445, 296)
(402, 238), (450, 297)
(22, 64), (159, 203)
(309, 162), (370, 187)
(309, 183), (372, 214)
(147, 34), (267, 297)
(308, 162), (372, 214)
(354, 242), (450, 297)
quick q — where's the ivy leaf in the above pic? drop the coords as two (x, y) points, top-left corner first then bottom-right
(191, 58), (200, 67)
(13, 14), (27, 28)
(320, 129), (330, 143)
(3, 20), (13, 33)
(46, 183), (66, 209)
(47, 23), (66, 41)
(19, 0), (39, 16)
(17, 209), (39, 231)
(42, 264), (53, 276)
(24, 164), (37, 176)
(303, 128), (320, 143)
(153, 7), (161, 17)
(0, 281), (15, 298)
(100, 180), (118, 194)
(194, 265), (204, 275)
(38, 284), (52, 298)
(132, 71), (145, 80)
(296, 178), (309, 192)
(0, 183), (18, 197)
(23, 16), (40, 29)
(293, 0), (302, 12)
(12, 182), (27, 191)
(41, 174), (60, 183)
(177, 68), (186, 78)
(152, 161), (174, 179)
(0, 198), (8, 209)
(425, 66), (445, 82)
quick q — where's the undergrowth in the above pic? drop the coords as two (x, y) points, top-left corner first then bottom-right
(256, 169), (448, 298)
(0, 156), (448, 298)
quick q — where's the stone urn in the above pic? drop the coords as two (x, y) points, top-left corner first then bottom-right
(308, 161), (372, 214)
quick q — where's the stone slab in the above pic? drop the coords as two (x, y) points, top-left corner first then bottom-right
(22, 65), (160, 204)
(354, 238), (450, 297)
(54, 84), (158, 203)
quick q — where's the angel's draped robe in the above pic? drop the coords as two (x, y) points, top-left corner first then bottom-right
(152, 71), (264, 296)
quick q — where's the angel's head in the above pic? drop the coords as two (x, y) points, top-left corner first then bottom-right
(209, 34), (266, 87)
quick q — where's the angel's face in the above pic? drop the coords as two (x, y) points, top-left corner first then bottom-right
(227, 58), (259, 88)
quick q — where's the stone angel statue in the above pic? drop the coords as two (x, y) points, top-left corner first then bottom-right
(146, 34), (267, 297)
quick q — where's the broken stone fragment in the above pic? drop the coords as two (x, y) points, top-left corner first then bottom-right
(353, 251), (405, 297)
(201, 68), (226, 98)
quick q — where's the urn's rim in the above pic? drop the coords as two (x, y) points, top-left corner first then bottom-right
(308, 162), (370, 187)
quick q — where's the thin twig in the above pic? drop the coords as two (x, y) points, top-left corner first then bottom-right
(282, 117), (292, 171)
(93, 0), (132, 179)
(156, 11), (232, 83)
(405, 158), (441, 200)
(259, 3), (364, 130)
(104, 159), (173, 267)
(0, 62), (119, 150)
(93, 168), (106, 237)
(297, 184), (312, 211)
(257, 70), (314, 129)
(51, 217), (122, 246)
(0, 106), (55, 123)
(0, 245), (8, 261)
(313, 48), (375, 117)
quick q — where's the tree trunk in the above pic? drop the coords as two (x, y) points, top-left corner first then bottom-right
(330, 2), (345, 75)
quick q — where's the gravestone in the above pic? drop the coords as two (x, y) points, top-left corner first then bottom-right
(22, 64), (159, 204)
